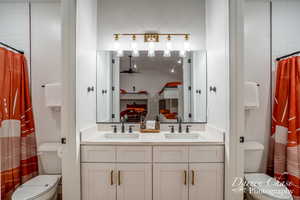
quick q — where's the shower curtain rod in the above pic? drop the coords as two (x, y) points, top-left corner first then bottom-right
(0, 42), (24, 54)
(276, 51), (300, 61)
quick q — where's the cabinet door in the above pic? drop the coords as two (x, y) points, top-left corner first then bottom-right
(117, 164), (152, 200)
(153, 164), (188, 200)
(81, 163), (116, 200)
(189, 163), (224, 200)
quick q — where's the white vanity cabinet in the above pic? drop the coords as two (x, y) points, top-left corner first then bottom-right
(81, 163), (115, 200)
(81, 145), (224, 200)
(153, 163), (189, 200)
(81, 163), (152, 200)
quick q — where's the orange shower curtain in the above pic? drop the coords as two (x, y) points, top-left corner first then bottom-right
(268, 56), (300, 199)
(0, 47), (38, 200)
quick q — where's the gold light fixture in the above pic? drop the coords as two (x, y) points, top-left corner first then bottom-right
(113, 33), (191, 57)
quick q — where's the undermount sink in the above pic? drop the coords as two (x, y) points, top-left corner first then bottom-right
(104, 133), (139, 139)
(164, 133), (200, 139)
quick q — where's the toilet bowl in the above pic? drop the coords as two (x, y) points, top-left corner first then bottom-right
(12, 175), (61, 200)
(245, 173), (293, 200)
(12, 143), (62, 200)
(244, 142), (293, 200)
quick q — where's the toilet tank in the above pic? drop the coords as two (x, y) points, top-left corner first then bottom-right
(38, 143), (62, 174)
(244, 141), (264, 173)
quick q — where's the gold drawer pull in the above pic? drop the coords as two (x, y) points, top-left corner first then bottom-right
(110, 170), (114, 185)
(184, 170), (187, 185)
(118, 170), (121, 185)
(192, 170), (195, 185)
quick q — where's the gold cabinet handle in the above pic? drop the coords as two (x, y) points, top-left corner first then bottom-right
(184, 170), (187, 185)
(191, 170), (195, 185)
(118, 170), (121, 185)
(110, 170), (114, 185)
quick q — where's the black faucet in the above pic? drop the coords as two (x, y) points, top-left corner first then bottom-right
(169, 125), (175, 133)
(111, 125), (117, 133)
(185, 125), (192, 133)
(177, 117), (182, 133)
(121, 117), (125, 133)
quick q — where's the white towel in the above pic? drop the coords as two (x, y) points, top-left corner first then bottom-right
(45, 83), (62, 107)
(244, 81), (259, 110)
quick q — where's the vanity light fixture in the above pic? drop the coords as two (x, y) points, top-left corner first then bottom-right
(131, 35), (139, 57)
(113, 33), (190, 57)
(163, 35), (172, 57)
(114, 34), (123, 57)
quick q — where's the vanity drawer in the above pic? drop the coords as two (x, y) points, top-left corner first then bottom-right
(81, 146), (116, 162)
(116, 146), (152, 162)
(189, 146), (224, 163)
(153, 146), (189, 163)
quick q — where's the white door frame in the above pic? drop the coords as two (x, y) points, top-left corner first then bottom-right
(225, 0), (245, 199)
(61, 0), (81, 199)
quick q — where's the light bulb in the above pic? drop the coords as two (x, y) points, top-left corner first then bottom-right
(114, 40), (120, 50)
(164, 35), (172, 57)
(164, 40), (172, 57)
(184, 41), (191, 52)
(114, 34), (123, 57)
(131, 35), (139, 57)
(148, 41), (155, 57)
(180, 34), (190, 57)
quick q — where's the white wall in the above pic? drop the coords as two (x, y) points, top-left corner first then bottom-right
(31, 2), (62, 147)
(272, 0), (300, 66)
(0, 1), (62, 150)
(206, 0), (229, 130)
(76, 0), (98, 130)
(0, 2), (30, 69)
(244, 0), (271, 172)
(97, 0), (206, 50)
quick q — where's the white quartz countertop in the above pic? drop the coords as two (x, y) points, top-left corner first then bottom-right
(81, 130), (225, 145)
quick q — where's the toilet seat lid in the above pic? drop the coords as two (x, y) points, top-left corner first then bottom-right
(245, 173), (293, 200)
(12, 175), (61, 200)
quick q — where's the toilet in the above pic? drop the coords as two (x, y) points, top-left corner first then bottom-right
(244, 141), (293, 200)
(12, 143), (62, 200)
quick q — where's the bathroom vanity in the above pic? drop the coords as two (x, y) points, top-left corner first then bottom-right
(80, 46), (223, 200)
(80, 127), (224, 200)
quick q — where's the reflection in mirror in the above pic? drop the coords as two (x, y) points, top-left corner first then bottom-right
(96, 51), (207, 123)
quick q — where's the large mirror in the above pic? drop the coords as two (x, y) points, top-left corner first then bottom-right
(96, 51), (207, 123)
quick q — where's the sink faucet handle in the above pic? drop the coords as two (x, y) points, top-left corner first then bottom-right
(168, 125), (175, 133)
(185, 125), (192, 133)
(111, 125), (118, 133)
(128, 125), (135, 133)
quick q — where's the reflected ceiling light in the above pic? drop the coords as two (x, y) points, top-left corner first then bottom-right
(177, 59), (182, 64)
(114, 34), (123, 57)
(148, 41), (155, 57)
(131, 35), (139, 57)
(133, 63), (137, 69)
(164, 35), (172, 57)
(170, 66), (175, 73)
